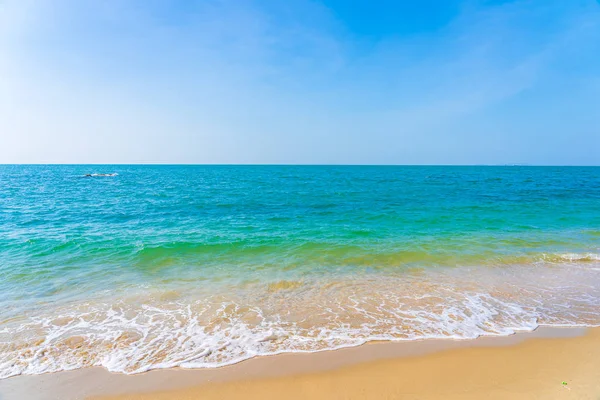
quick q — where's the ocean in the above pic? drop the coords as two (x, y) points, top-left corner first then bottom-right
(1, 165), (599, 378)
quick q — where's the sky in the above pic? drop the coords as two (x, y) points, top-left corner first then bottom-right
(0, 0), (599, 165)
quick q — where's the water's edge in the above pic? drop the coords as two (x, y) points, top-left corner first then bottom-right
(0, 326), (594, 400)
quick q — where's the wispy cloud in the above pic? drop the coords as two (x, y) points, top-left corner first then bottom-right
(0, 0), (598, 164)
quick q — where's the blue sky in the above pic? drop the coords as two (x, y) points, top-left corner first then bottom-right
(1, 0), (599, 164)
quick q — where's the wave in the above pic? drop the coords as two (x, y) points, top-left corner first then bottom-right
(132, 242), (600, 266)
(2, 261), (599, 379)
(546, 253), (600, 262)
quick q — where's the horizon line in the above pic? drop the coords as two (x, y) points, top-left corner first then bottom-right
(1, 163), (599, 167)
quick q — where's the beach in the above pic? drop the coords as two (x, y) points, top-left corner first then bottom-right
(0, 327), (598, 399)
(1, 165), (600, 397)
(3, 0), (599, 395)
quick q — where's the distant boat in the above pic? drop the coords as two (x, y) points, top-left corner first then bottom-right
(83, 173), (118, 177)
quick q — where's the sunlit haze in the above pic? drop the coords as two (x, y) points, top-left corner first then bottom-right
(1, 0), (599, 164)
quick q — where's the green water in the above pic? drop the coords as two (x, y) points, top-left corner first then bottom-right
(1, 165), (599, 378)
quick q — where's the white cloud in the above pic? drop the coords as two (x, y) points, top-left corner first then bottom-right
(0, 0), (598, 164)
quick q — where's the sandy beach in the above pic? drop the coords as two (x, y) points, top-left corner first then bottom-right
(3, 0), (599, 395)
(0, 327), (598, 400)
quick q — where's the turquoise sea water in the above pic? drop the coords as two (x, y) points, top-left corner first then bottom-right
(1, 165), (600, 378)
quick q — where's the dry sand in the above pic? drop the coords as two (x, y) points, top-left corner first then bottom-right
(1, 327), (598, 400)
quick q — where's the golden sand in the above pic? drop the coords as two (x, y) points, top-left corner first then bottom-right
(93, 328), (600, 400)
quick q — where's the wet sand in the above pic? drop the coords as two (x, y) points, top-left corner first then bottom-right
(1, 327), (598, 400)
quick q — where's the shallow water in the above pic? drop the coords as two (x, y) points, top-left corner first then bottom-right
(1, 165), (599, 378)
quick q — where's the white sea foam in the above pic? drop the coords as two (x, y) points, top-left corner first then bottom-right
(552, 253), (600, 262)
(1, 261), (599, 380)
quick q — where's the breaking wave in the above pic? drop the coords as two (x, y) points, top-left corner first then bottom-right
(2, 260), (599, 380)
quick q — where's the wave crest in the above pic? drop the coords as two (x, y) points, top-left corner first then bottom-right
(2, 262), (599, 380)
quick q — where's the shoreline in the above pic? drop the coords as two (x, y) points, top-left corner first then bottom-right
(1, 326), (598, 399)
